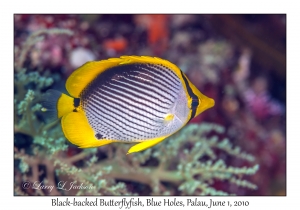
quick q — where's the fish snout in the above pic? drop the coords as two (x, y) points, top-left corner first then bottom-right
(196, 93), (215, 116)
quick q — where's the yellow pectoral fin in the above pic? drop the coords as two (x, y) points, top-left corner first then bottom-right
(61, 111), (114, 148)
(163, 113), (174, 125)
(127, 136), (168, 154)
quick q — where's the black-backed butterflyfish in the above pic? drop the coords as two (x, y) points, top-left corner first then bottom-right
(41, 56), (215, 154)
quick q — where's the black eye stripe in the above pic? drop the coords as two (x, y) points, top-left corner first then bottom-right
(192, 98), (199, 108)
(180, 70), (199, 122)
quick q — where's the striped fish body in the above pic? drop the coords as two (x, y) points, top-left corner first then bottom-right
(41, 56), (215, 154)
(81, 63), (190, 142)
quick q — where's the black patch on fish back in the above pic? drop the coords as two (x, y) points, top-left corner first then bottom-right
(84, 64), (147, 92)
(81, 63), (177, 107)
(180, 70), (199, 122)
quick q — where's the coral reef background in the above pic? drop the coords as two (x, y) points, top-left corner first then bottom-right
(14, 14), (286, 196)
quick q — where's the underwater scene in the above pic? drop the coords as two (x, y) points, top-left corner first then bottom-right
(14, 14), (286, 196)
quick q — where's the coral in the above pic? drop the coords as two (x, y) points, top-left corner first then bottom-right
(14, 28), (73, 71)
(134, 15), (169, 55)
(14, 27), (259, 196)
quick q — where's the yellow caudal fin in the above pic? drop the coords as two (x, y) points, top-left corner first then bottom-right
(61, 111), (113, 148)
(127, 136), (168, 154)
(40, 89), (75, 120)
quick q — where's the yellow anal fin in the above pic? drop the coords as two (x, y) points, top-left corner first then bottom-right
(127, 136), (168, 154)
(61, 111), (114, 148)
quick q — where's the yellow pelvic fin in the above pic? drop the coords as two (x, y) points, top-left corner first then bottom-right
(57, 93), (75, 118)
(66, 56), (184, 98)
(127, 136), (168, 154)
(61, 111), (113, 148)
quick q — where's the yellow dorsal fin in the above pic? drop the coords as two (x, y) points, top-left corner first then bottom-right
(61, 111), (114, 148)
(66, 56), (184, 98)
(66, 59), (123, 98)
(120, 56), (182, 76)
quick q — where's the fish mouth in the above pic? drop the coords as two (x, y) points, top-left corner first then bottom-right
(195, 94), (215, 116)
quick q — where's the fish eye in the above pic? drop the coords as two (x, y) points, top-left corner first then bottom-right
(191, 98), (199, 109)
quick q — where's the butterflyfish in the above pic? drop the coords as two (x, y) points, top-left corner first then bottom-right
(41, 56), (215, 154)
